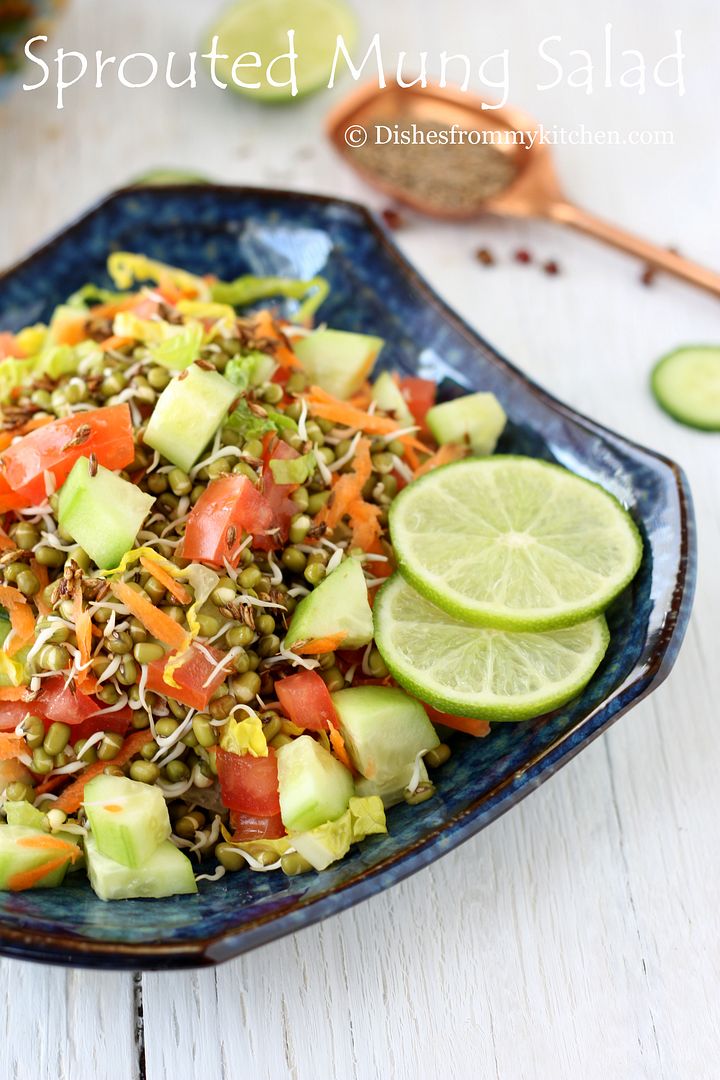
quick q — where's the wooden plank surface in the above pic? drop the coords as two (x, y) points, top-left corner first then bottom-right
(0, 1), (718, 1077)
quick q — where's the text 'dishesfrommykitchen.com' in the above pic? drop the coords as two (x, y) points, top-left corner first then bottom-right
(341, 123), (675, 150)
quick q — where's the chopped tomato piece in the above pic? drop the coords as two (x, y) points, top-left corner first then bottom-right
(0, 701), (39, 732)
(73, 706), (134, 742)
(276, 670), (338, 732)
(181, 474), (274, 567)
(0, 404), (135, 510)
(229, 809), (286, 841)
(256, 439), (300, 551)
(145, 644), (229, 711)
(216, 747), (281, 815)
(400, 377), (436, 435)
(37, 676), (101, 727)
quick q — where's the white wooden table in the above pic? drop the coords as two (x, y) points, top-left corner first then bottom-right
(1, 1), (718, 1077)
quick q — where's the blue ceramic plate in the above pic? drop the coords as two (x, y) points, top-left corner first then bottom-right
(0, 186), (695, 969)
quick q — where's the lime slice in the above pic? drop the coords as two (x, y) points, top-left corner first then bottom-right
(651, 346), (720, 430)
(206, 0), (357, 102)
(389, 456), (642, 631)
(374, 575), (610, 721)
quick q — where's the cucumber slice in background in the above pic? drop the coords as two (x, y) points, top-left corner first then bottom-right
(651, 346), (720, 430)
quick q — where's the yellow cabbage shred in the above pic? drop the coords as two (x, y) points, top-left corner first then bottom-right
(220, 715), (268, 758)
(107, 252), (211, 300)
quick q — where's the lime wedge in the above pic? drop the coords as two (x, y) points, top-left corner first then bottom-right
(206, 0), (357, 102)
(389, 456), (642, 631)
(374, 575), (610, 721)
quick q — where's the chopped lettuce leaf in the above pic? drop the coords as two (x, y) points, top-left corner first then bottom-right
(226, 837), (292, 860)
(150, 322), (203, 370)
(348, 796), (387, 841)
(225, 399), (278, 440)
(210, 275), (329, 323)
(291, 813), (353, 870)
(269, 450), (315, 486)
(225, 352), (277, 390)
(0, 355), (35, 404)
(220, 715), (268, 758)
(183, 565), (220, 637)
(107, 252), (211, 300)
(41, 345), (80, 380)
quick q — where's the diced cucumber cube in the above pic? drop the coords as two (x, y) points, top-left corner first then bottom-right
(331, 686), (439, 784)
(58, 456), (154, 570)
(4, 800), (47, 830)
(277, 735), (354, 833)
(83, 774), (171, 868)
(284, 557), (373, 651)
(371, 371), (413, 425)
(426, 392), (507, 455)
(85, 836), (197, 900)
(144, 364), (238, 472)
(354, 760), (430, 808)
(0, 825), (77, 890)
(293, 328), (384, 400)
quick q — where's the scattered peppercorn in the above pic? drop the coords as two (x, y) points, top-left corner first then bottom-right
(543, 260), (560, 276)
(381, 207), (405, 230)
(514, 249), (532, 264)
(475, 247), (495, 267)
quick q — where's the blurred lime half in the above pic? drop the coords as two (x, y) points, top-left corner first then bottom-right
(206, 0), (358, 102)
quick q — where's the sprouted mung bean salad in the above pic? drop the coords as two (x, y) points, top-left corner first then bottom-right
(0, 253), (641, 898)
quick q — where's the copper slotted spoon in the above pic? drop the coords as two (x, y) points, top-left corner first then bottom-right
(327, 81), (720, 298)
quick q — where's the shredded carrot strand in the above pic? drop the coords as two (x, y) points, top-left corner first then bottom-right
(318, 437), (373, 529)
(0, 687), (31, 701)
(414, 443), (465, 477)
(292, 632), (348, 655)
(7, 853), (71, 891)
(0, 733), (25, 759)
(305, 387), (399, 435)
(31, 559), (51, 615)
(87, 295), (140, 320)
(72, 584), (97, 694)
(97, 334), (133, 352)
(0, 528), (15, 551)
(0, 584), (35, 656)
(109, 579), (191, 653)
(329, 727), (354, 772)
(139, 556), (192, 605)
(53, 729), (155, 813)
(251, 310), (301, 368)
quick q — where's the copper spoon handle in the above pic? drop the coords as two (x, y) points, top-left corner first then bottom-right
(548, 201), (720, 299)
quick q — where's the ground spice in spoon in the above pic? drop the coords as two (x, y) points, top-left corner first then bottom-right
(350, 117), (518, 214)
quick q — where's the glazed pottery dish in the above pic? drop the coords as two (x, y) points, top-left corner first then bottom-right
(0, 186), (695, 968)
